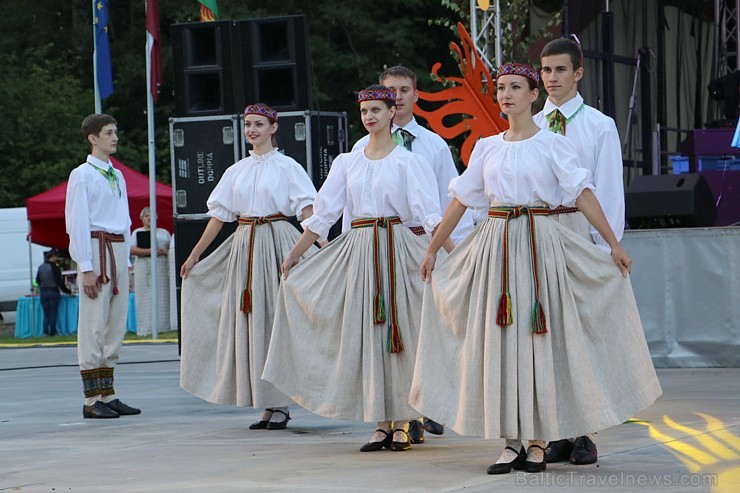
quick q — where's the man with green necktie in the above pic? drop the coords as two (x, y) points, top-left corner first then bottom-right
(65, 114), (141, 420)
(534, 37), (625, 467)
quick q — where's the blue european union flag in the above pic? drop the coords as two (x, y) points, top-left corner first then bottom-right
(95, 0), (114, 99)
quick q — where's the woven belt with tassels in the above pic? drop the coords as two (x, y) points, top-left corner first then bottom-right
(351, 216), (404, 353)
(488, 205), (577, 334)
(90, 231), (125, 295)
(237, 213), (288, 314)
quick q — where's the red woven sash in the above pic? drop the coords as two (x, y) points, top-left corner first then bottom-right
(90, 231), (125, 295)
(237, 213), (289, 313)
(351, 216), (404, 352)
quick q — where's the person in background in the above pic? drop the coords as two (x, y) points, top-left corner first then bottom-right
(35, 249), (71, 336)
(534, 37), (625, 465)
(65, 113), (141, 419)
(130, 206), (171, 336)
(179, 103), (317, 431)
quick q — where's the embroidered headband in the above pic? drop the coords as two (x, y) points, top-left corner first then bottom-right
(244, 103), (278, 122)
(496, 63), (540, 85)
(357, 88), (396, 103)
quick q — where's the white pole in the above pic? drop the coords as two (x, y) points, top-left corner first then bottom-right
(27, 219), (36, 336)
(495, 0), (502, 68)
(92, 0), (101, 113)
(146, 1), (158, 340)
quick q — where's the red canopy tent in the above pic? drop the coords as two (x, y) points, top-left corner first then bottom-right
(26, 157), (173, 250)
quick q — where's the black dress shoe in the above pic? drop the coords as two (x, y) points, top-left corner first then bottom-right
(544, 439), (574, 463)
(105, 399), (141, 415)
(423, 417), (445, 435)
(249, 408), (273, 430)
(570, 436), (598, 464)
(360, 429), (392, 452)
(83, 401), (119, 419)
(391, 429), (411, 451)
(524, 444), (547, 473)
(408, 420), (425, 444)
(487, 446), (526, 474)
(266, 409), (291, 430)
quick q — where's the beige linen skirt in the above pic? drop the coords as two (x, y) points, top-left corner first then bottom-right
(263, 225), (436, 423)
(410, 213), (662, 441)
(179, 220), (315, 407)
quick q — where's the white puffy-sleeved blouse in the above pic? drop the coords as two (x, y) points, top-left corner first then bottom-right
(206, 149), (317, 222)
(450, 129), (594, 210)
(302, 146), (443, 242)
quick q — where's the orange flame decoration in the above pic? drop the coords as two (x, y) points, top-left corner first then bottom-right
(414, 22), (509, 166)
(200, 6), (216, 22)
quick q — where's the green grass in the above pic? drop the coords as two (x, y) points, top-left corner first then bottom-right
(0, 330), (179, 347)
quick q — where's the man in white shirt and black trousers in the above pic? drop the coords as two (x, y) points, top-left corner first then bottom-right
(352, 66), (477, 445)
(65, 113), (141, 419)
(534, 37), (626, 465)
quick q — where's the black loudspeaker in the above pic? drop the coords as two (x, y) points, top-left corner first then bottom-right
(172, 21), (242, 117)
(170, 115), (241, 216)
(238, 15), (312, 111)
(625, 173), (718, 228)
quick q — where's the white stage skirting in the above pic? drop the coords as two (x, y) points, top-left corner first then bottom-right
(623, 227), (740, 368)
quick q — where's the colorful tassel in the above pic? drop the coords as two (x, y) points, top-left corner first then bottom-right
(373, 294), (386, 324)
(386, 322), (404, 353)
(98, 273), (110, 285)
(531, 299), (547, 334)
(240, 288), (252, 314)
(496, 292), (513, 326)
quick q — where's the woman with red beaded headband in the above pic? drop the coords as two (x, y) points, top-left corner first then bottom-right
(263, 85), (447, 452)
(409, 63), (661, 475)
(179, 103), (318, 431)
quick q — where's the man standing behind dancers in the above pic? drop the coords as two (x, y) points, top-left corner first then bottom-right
(534, 37), (625, 465)
(65, 114), (141, 419)
(351, 65), (476, 444)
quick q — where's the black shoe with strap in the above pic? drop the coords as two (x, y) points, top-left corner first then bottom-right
(390, 429), (411, 451)
(524, 444), (547, 473)
(249, 408), (274, 430)
(570, 436), (598, 464)
(266, 409), (291, 430)
(360, 429), (393, 452)
(487, 445), (526, 475)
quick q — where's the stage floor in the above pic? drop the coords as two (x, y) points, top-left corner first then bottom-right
(1, 344), (738, 492)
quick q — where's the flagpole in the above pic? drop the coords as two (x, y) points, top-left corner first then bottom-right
(92, 0), (101, 113)
(146, 0), (158, 340)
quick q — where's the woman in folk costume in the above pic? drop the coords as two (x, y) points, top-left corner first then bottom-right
(179, 103), (317, 430)
(410, 64), (662, 474)
(262, 85), (446, 452)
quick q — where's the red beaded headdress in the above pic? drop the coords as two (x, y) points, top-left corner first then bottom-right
(244, 103), (278, 122)
(496, 63), (540, 85)
(357, 88), (396, 103)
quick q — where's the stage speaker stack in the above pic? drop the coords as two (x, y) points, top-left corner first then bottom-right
(237, 15), (312, 111)
(171, 20), (242, 117)
(625, 173), (718, 229)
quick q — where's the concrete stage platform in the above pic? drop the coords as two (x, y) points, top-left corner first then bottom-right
(1, 344), (739, 492)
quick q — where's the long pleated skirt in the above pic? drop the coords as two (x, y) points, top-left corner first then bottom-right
(179, 221), (315, 407)
(263, 225), (437, 422)
(410, 212), (662, 441)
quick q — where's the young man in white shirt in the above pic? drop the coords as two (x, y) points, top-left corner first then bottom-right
(534, 37), (625, 465)
(65, 114), (141, 419)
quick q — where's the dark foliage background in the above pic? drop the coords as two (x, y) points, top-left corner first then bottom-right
(0, 0), (461, 207)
